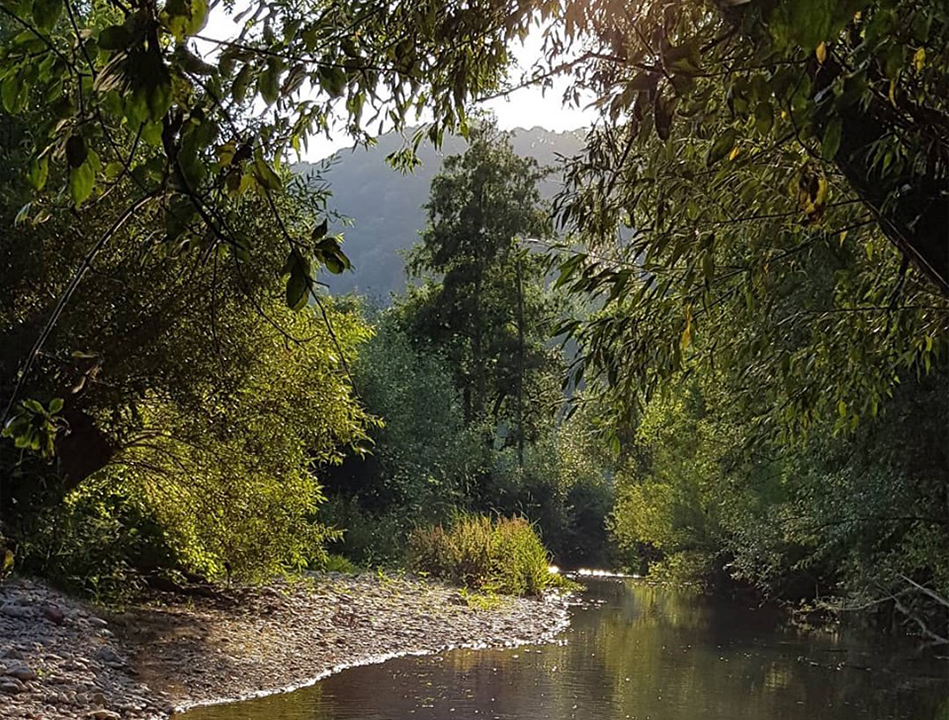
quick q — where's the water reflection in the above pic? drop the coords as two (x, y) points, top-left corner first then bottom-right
(184, 580), (948, 720)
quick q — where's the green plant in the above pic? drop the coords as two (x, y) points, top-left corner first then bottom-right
(408, 514), (559, 597)
(321, 554), (359, 574)
(458, 587), (505, 611)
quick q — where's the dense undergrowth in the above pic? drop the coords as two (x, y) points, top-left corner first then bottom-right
(408, 515), (566, 597)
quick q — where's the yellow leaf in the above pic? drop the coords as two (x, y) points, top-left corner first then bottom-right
(728, 145), (740, 161)
(838, 230), (848, 246)
(680, 306), (693, 351)
(914, 47), (926, 73)
(888, 78), (898, 107)
(816, 42), (827, 64)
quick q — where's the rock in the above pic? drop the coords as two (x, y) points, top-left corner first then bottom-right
(42, 604), (66, 624)
(88, 617), (108, 628)
(86, 710), (121, 720)
(1, 679), (24, 694)
(96, 647), (125, 667)
(0, 602), (33, 619)
(3, 648), (26, 660)
(5, 664), (37, 681)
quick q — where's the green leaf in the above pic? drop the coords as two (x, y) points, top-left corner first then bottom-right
(322, 245), (352, 274)
(232, 64), (254, 103)
(28, 156), (49, 190)
(821, 117), (842, 160)
(23, 399), (45, 414)
(2, 76), (23, 114)
(164, 0), (209, 41)
(48, 398), (64, 413)
(32, 0), (62, 31)
(754, 102), (773, 135)
(68, 160), (94, 206)
(145, 74), (172, 121)
(706, 129), (737, 167)
(317, 65), (346, 98)
(312, 219), (328, 241)
(98, 25), (132, 51)
(258, 60), (282, 105)
(285, 271), (308, 310)
(253, 152), (282, 191)
(654, 94), (675, 142)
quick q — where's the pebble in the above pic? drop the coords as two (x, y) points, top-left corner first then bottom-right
(1, 573), (569, 720)
(42, 605), (66, 625)
(1, 603), (33, 619)
(86, 711), (122, 720)
(5, 665), (37, 681)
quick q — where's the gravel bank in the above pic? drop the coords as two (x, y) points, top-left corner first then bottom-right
(0, 574), (570, 719)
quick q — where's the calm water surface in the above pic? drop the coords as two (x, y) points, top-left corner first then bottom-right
(184, 579), (948, 720)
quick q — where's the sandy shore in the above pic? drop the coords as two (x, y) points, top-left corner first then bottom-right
(0, 573), (570, 719)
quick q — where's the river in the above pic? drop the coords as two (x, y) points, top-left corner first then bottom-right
(183, 578), (948, 720)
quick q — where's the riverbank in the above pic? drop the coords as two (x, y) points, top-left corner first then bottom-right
(0, 573), (570, 719)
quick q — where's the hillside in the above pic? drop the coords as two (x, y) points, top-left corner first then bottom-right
(295, 127), (587, 298)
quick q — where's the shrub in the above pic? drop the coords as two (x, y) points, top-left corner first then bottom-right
(320, 497), (409, 567)
(15, 481), (180, 602)
(408, 514), (556, 596)
(321, 553), (360, 574)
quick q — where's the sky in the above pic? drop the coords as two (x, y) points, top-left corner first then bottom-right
(201, 10), (596, 161)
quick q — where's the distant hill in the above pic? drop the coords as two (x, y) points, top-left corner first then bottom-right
(295, 127), (587, 299)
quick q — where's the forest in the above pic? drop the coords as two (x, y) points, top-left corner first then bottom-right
(0, 0), (947, 653)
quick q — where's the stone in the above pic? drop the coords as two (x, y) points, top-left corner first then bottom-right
(86, 710), (121, 720)
(1, 679), (24, 694)
(96, 648), (124, 666)
(0, 602), (33, 619)
(42, 604), (66, 625)
(5, 664), (37, 681)
(87, 617), (108, 628)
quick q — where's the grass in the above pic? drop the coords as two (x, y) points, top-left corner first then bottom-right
(321, 553), (360, 574)
(408, 514), (561, 597)
(458, 587), (506, 611)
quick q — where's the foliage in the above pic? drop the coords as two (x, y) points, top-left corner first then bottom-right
(408, 514), (556, 597)
(404, 121), (561, 452)
(325, 309), (482, 518)
(542, 0), (948, 442)
(318, 497), (411, 568)
(0, 0), (539, 319)
(458, 586), (505, 611)
(1, 102), (373, 586)
(316, 125), (616, 573)
(320, 553), (359, 574)
(609, 367), (949, 636)
(15, 478), (179, 601)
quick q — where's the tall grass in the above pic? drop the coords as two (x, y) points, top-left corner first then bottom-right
(408, 514), (557, 596)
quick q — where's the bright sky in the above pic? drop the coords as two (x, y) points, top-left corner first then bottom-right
(201, 10), (595, 161)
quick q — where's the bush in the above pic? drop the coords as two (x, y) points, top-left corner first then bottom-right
(319, 497), (409, 567)
(408, 514), (556, 596)
(320, 554), (360, 574)
(15, 481), (180, 602)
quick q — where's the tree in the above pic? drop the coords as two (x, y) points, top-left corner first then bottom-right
(1, 104), (372, 583)
(0, 0), (541, 431)
(403, 121), (561, 460)
(540, 0), (948, 439)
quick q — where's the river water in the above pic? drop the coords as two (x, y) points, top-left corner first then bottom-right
(184, 578), (948, 720)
